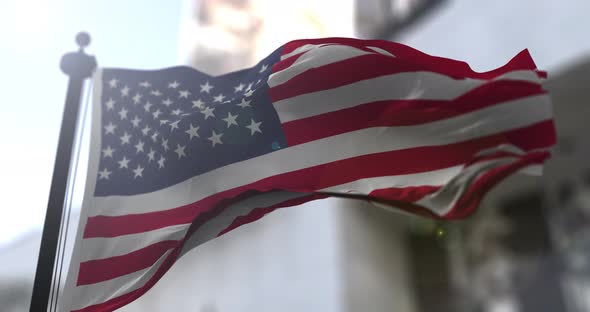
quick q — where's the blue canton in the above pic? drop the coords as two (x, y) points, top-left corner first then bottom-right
(95, 47), (286, 196)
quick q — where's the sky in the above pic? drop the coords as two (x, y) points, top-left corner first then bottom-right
(0, 0), (183, 246)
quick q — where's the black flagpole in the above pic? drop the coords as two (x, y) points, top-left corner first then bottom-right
(30, 32), (97, 312)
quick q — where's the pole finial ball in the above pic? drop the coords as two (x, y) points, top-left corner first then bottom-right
(61, 32), (97, 78)
(75, 32), (91, 49)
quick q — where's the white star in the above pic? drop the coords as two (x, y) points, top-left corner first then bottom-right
(131, 116), (141, 128)
(201, 107), (215, 119)
(256, 79), (262, 85)
(102, 146), (115, 158)
(134, 140), (145, 153)
(141, 125), (151, 136)
(174, 144), (186, 159)
(246, 82), (253, 91)
(162, 98), (173, 106)
(150, 89), (162, 97)
(147, 149), (156, 162)
(185, 124), (200, 140)
(245, 119), (262, 135)
(168, 81), (180, 89)
(139, 81), (151, 88)
(105, 98), (115, 111)
(151, 131), (159, 142)
(133, 165), (144, 178)
(98, 168), (112, 180)
(104, 122), (117, 135)
(162, 138), (169, 151)
(118, 156), (130, 169)
(200, 81), (213, 93)
(159, 119), (169, 126)
(121, 86), (130, 97)
(222, 112), (239, 128)
(169, 120), (181, 131)
(179, 90), (190, 98)
(143, 101), (153, 112)
(213, 94), (226, 103)
(157, 155), (165, 169)
(152, 109), (162, 119)
(244, 89), (254, 97)
(132, 93), (142, 104)
(234, 83), (245, 92)
(237, 98), (251, 108)
(120, 132), (132, 145)
(208, 130), (223, 147)
(192, 99), (205, 109)
(171, 109), (182, 116)
(259, 64), (268, 73)
(108, 78), (118, 88)
(118, 108), (128, 120)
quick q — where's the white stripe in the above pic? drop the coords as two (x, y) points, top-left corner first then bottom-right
(179, 191), (309, 256)
(271, 70), (542, 123)
(280, 43), (328, 60)
(475, 143), (527, 157)
(270, 44), (374, 87)
(415, 157), (517, 216)
(366, 46), (395, 57)
(80, 224), (189, 262)
(88, 95), (551, 217)
(319, 165), (464, 194)
(70, 249), (173, 311)
(519, 164), (543, 176)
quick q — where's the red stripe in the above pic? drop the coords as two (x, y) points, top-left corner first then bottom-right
(368, 185), (442, 203)
(282, 81), (546, 146)
(84, 190), (274, 239)
(270, 51), (543, 103)
(444, 150), (550, 219)
(280, 38), (441, 62)
(279, 38), (539, 81)
(83, 121), (554, 238)
(84, 205), (195, 238)
(72, 247), (182, 312)
(363, 152), (551, 220)
(216, 193), (327, 237)
(270, 54), (431, 102)
(327, 151), (549, 205)
(274, 42), (390, 74)
(502, 120), (556, 151)
(272, 50), (304, 72)
(270, 125), (552, 192)
(77, 240), (180, 286)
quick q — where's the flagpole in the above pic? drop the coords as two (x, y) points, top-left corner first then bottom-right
(30, 32), (97, 312)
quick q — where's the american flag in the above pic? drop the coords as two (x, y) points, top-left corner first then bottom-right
(62, 38), (555, 312)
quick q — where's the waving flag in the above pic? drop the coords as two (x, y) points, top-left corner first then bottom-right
(62, 38), (555, 312)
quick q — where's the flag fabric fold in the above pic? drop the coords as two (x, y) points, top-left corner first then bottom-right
(61, 37), (555, 312)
